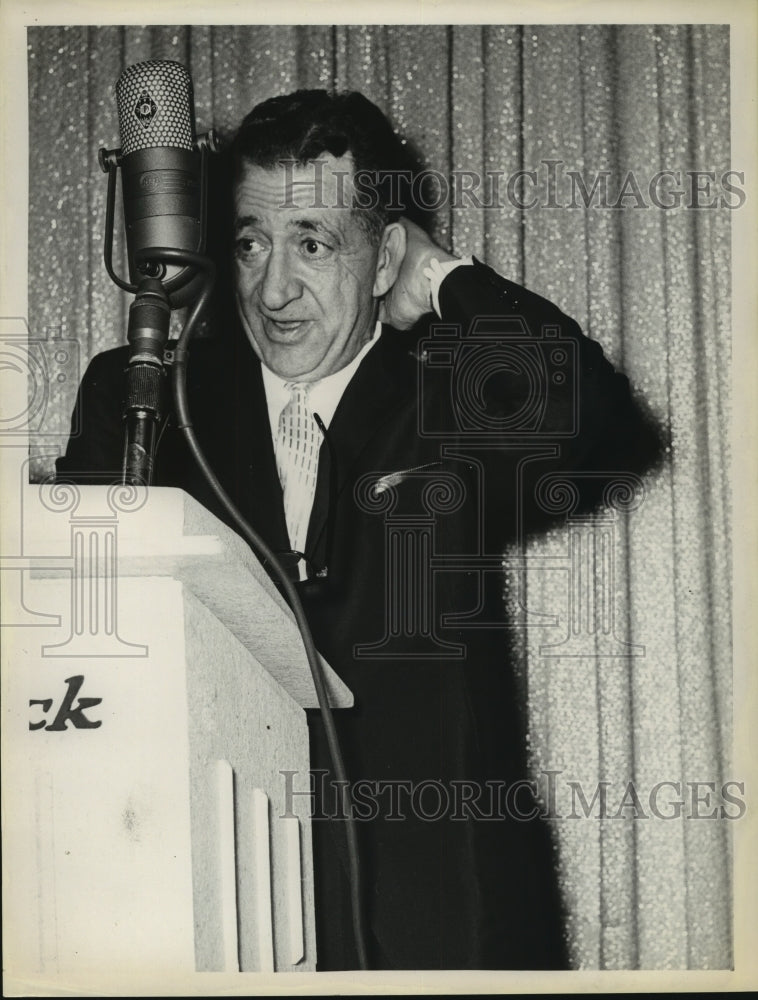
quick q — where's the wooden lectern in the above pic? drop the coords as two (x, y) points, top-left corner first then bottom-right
(2, 485), (352, 977)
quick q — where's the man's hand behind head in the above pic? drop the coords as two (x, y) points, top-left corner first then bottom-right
(378, 217), (456, 330)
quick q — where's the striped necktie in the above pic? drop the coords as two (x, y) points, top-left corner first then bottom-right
(275, 382), (322, 567)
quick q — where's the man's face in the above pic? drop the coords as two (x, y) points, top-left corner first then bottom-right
(234, 154), (385, 381)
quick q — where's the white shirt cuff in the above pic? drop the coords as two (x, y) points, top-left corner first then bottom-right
(423, 255), (475, 317)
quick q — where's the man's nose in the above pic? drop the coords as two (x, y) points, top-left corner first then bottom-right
(259, 245), (300, 311)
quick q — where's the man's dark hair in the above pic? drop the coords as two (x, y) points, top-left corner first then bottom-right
(230, 89), (418, 243)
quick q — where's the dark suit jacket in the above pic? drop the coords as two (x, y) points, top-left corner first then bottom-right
(57, 260), (661, 970)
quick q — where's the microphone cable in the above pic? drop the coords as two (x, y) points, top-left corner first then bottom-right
(134, 246), (370, 971)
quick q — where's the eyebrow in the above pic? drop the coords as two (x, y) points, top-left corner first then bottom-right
(235, 214), (343, 245)
(235, 214), (258, 232)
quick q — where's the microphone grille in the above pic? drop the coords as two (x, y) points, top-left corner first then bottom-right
(116, 60), (195, 155)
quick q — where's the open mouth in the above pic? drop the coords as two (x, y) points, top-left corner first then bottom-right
(270, 319), (305, 330)
(262, 317), (310, 338)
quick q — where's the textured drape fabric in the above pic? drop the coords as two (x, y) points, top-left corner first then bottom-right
(27, 24), (732, 969)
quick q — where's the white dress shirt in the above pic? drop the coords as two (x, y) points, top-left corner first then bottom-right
(261, 257), (473, 574)
(261, 321), (383, 439)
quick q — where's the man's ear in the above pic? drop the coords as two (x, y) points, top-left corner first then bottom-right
(372, 221), (407, 298)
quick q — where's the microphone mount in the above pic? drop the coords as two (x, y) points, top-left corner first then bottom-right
(118, 248), (216, 486)
(99, 129), (220, 486)
(98, 129), (219, 296)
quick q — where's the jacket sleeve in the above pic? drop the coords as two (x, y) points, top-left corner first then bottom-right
(54, 339), (238, 505)
(433, 258), (664, 538)
(55, 347), (129, 484)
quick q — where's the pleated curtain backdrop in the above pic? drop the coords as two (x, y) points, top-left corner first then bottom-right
(27, 24), (732, 970)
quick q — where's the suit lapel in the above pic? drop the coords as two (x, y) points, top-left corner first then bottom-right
(305, 326), (418, 568)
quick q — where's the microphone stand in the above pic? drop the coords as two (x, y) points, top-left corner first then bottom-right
(121, 276), (171, 485)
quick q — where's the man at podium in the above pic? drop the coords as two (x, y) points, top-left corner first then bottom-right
(57, 89), (660, 970)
